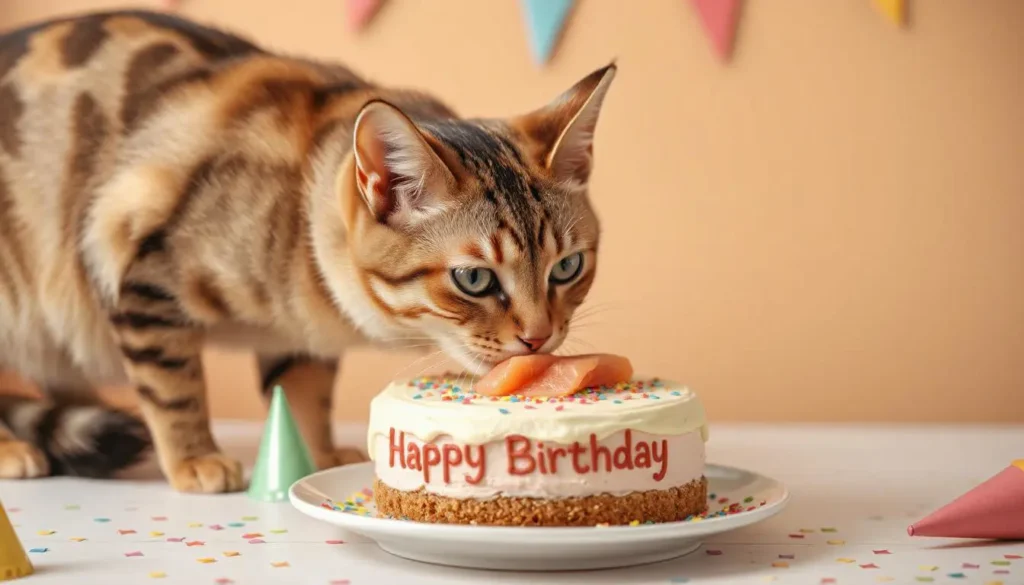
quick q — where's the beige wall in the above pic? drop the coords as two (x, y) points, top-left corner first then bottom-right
(2, 1), (1022, 423)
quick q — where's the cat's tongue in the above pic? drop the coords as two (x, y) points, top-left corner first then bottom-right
(472, 353), (633, 397)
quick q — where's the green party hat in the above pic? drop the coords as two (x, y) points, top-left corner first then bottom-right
(247, 386), (317, 502)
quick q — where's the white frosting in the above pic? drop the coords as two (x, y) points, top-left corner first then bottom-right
(366, 376), (708, 453)
(373, 428), (706, 500)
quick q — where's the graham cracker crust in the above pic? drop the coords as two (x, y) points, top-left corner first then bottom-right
(372, 476), (708, 527)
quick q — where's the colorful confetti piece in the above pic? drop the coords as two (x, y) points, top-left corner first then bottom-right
(197, 557), (216, 564)
(119, 529), (137, 535)
(948, 573), (966, 579)
(149, 572), (166, 579)
(798, 528), (815, 533)
(875, 578), (895, 583)
(820, 527), (838, 532)
(64, 504), (80, 510)
(669, 579), (690, 584)
(271, 561), (290, 568)
(269, 529), (287, 534)
(919, 565), (938, 571)
(214, 579), (234, 585)
(188, 523), (203, 528)
(223, 551), (240, 557)
(771, 561), (789, 568)
(915, 578), (934, 583)
(37, 529), (55, 535)
(706, 549), (723, 556)
(166, 537), (185, 543)
(820, 579), (836, 584)
(242, 533), (263, 539)
(28, 548), (48, 553)
(150, 531), (165, 537)
(837, 558), (856, 564)
(826, 540), (846, 545)
(241, 516), (258, 521)
(986, 581), (1005, 585)
(227, 522), (244, 528)
(874, 550), (891, 554)
(70, 537), (86, 542)
(861, 563), (879, 569)
(125, 551), (144, 557)
(788, 533), (806, 539)
(1005, 555), (1022, 560)
(779, 554), (795, 560)
(992, 560), (1012, 566)
(325, 539), (345, 545)
(248, 539), (265, 544)
(963, 563), (980, 569)
(994, 570), (1010, 575)
(208, 524), (224, 531)
(185, 540), (205, 547)
(94, 518), (110, 523)
(151, 516), (168, 521)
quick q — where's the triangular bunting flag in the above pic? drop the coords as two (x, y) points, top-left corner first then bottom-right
(346, 0), (384, 32)
(520, 0), (575, 66)
(908, 460), (1024, 539)
(690, 0), (742, 62)
(872, 0), (906, 27)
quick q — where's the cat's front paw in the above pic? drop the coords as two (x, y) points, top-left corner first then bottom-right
(315, 447), (368, 470)
(0, 440), (49, 478)
(170, 453), (244, 493)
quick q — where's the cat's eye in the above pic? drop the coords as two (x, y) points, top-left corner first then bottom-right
(549, 252), (584, 284)
(451, 267), (497, 297)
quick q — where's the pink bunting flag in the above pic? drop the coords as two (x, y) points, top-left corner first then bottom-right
(345, 0), (383, 32)
(690, 0), (742, 62)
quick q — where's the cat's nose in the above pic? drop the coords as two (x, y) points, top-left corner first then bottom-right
(517, 336), (551, 352)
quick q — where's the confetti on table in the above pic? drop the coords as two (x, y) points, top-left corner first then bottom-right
(820, 579), (836, 584)
(37, 529), (55, 535)
(860, 563), (879, 569)
(125, 551), (144, 557)
(919, 565), (938, 571)
(837, 558), (856, 564)
(991, 561), (1011, 566)
(948, 573), (966, 579)
(214, 579), (234, 585)
(242, 533), (263, 539)
(325, 539), (345, 545)
(150, 531), (164, 537)
(706, 549), (723, 556)
(241, 516), (258, 521)
(772, 561), (789, 568)
(188, 523), (203, 528)
(875, 578), (895, 583)
(827, 540), (846, 545)
(779, 554), (795, 559)
(915, 578), (934, 583)
(209, 524), (224, 531)
(330, 581), (351, 585)
(799, 528), (815, 533)
(669, 579), (689, 584)
(1005, 554), (1022, 560)
(70, 537), (86, 542)
(64, 504), (80, 510)
(788, 533), (806, 539)
(994, 570), (1010, 575)
(223, 551), (240, 557)
(963, 563), (980, 569)
(185, 540), (205, 547)
(821, 527), (838, 532)
(874, 550), (891, 554)
(149, 572), (166, 579)
(166, 537), (185, 543)
(227, 522), (244, 528)
(28, 548), (48, 553)
(986, 581), (1005, 585)
(197, 557), (216, 564)
(119, 529), (137, 535)
(269, 529), (287, 534)
(248, 539), (265, 544)
(152, 516), (167, 521)
(271, 561), (290, 568)
(94, 518), (110, 523)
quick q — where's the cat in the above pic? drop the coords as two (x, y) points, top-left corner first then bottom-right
(0, 10), (614, 493)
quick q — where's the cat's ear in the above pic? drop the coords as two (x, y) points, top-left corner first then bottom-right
(352, 100), (457, 228)
(514, 63), (617, 188)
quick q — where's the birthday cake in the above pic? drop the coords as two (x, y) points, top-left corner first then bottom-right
(366, 372), (709, 526)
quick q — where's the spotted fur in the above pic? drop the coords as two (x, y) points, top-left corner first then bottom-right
(0, 10), (615, 492)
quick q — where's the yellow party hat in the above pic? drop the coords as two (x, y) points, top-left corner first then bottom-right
(0, 499), (33, 581)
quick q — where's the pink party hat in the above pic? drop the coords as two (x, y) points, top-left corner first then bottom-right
(345, 0), (383, 32)
(908, 460), (1024, 540)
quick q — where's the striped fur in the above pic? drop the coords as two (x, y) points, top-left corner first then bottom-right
(0, 10), (615, 492)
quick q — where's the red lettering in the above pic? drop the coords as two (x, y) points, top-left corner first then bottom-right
(406, 441), (422, 471)
(506, 435), (536, 475)
(590, 433), (612, 472)
(635, 440), (651, 469)
(388, 428), (405, 469)
(537, 441), (548, 474)
(569, 442), (590, 474)
(546, 446), (567, 473)
(612, 429), (634, 470)
(464, 444), (486, 485)
(422, 444), (441, 482)
(651, 439), (668, 481)
(441, 444), (463, 484)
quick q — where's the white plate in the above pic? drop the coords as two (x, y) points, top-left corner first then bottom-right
(290, 462), (789, 571)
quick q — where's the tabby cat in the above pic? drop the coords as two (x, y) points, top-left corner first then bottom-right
(0, 10), (614, 493)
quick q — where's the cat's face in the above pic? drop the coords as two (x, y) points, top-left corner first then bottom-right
(343, 64), (615, 374)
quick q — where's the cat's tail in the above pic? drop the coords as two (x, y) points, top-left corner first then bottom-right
(0, 394), (151, 478)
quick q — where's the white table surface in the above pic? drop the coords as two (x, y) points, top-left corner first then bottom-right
(1, 421), (1022, 585)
